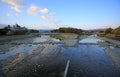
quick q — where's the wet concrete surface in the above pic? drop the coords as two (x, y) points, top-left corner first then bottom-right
(0, 35), (120, 77)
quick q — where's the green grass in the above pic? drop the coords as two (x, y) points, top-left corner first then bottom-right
(50, 34), (64, 40)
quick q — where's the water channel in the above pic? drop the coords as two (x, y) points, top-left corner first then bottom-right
(0, 35), (120, 77)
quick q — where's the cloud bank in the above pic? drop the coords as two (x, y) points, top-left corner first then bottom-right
(2, 0), (25, 12)
(41, 14), (60, 28)
(27, 4), (49, 15)
(27, 4), (39, 16)
(40, 8), (49, 14)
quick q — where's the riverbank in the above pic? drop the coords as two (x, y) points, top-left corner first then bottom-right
(0, 34), (37, 43)
(105, 34), (120, 41)
(98, 37), (120, 47)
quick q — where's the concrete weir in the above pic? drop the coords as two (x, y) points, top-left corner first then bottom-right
(63, 39), (79, 47)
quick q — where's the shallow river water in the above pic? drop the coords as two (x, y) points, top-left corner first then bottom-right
(0, 35), (120, 77)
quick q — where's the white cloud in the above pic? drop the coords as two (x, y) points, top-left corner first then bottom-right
(30, 24), (48, 29)
(27, 5), (49, 15)
(2, 0), (25, 6)
(7, 13), (13, 16)
(27, 4), (39, 16)
(41, 16), (48, 22)
(36, 25), (47, 29)
(41, 14), (60, 28)
(40, 8), (49, 14)
(15, 13), (18, 16)
(11, 6), (21, 12)
(6, 13), (18, 16)
(2, 0), (25, 12)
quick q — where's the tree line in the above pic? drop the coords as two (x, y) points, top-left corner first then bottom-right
(104, 26), (120, 35)
(98, 26), (120, 40)
(51, 27), (83, 34)
(0, 24), (39, 35)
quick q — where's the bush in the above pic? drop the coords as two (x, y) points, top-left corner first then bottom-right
(105, 28), (113, 34)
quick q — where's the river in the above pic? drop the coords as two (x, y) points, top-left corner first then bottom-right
(0, 35), (120, 77)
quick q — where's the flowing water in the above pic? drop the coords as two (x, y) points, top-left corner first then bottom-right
(0, 35), (120, 77)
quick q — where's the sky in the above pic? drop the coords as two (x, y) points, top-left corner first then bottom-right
(0, 0), (120, 30)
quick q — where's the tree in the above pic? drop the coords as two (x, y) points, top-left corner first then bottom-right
(7, 25), (11, 29)
(13, 24), (21, 29)
(112, 26), (120, 34)
(105, 28), (113, 34)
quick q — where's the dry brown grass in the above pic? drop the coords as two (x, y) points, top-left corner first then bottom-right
(105, 34), (120, 41)
(105, 34), (115, 38)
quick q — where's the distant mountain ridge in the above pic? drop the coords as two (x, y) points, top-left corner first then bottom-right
(38, 29), (52, 33)
(85, 28), (106, 32)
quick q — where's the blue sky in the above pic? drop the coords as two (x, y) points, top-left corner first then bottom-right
(0, 0), (120, 30)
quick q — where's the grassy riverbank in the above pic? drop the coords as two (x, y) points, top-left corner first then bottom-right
(98, 33), (120, 41)
(105, 34), (120, 41)
(98, 26), (120, 41)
